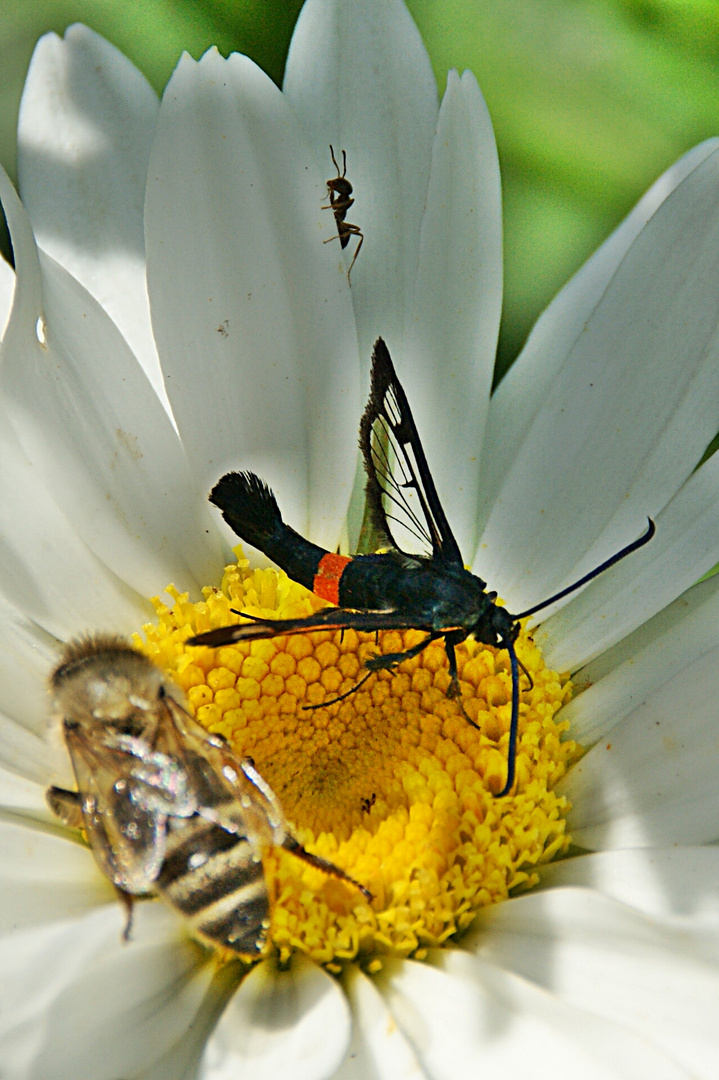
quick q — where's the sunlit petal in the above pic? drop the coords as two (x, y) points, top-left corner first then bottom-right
(145, 48), (360, 549)
(560, 642), (719, 848)
(541, 448), (719, 671)
(406, 70), (502, 559)
(335, 966), (425, 1080)
(555, 572), (719, 746)
(17, 24), (167, 412)
(472, 886), (719, 1078)
(205, 954), (351, 1080)
(284, 0), (438, 354)
(478, 143), (719, 610)
(479, 138), (719, 535)
(0, 168), (223, 597)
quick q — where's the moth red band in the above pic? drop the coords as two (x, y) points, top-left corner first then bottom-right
(313, 553), (352, 604)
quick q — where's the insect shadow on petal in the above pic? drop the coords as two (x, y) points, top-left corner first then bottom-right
(323, 145), (363, 280)
(190, 339), (654, 798)
(46, 636), (371, 955)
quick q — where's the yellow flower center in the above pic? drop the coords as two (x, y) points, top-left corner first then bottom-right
(141, 550), (577, 970)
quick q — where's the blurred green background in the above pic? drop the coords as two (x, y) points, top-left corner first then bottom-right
(2, 0), (719, 379)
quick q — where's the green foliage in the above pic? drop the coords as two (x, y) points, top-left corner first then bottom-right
(3, 0), (719, 374)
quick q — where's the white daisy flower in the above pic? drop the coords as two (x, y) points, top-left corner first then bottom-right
(2, 1), (719, 1078)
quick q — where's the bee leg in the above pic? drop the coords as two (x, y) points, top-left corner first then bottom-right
(365, 631), (437, 672)
(46, 785), (84, 829)
(114, 886), (136, 942)
(281, 835), (373, 903)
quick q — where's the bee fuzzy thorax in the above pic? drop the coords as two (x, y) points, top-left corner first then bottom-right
(50, 634), (173, 725)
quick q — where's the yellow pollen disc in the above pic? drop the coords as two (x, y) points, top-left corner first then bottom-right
(141, 550), (579, 968)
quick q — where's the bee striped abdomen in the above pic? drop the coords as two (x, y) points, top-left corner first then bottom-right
(156, 816), (269, 955)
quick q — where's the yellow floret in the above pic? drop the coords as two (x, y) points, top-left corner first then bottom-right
(140, 550), (577, 968)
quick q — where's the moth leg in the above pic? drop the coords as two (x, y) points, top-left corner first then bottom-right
(516, 655), (534, 693)
(444, 636), (478, 729)
(444, 636), (461, 698)
(281, 835), (372, 902)
(302, 670), (373, 710)
(365, 631), (437, 672)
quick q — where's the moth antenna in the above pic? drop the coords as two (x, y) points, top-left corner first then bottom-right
(496, 640), (520, 798)
(513, 518), (655, 621)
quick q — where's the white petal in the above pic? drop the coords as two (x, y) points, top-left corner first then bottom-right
(537, 847), (719, 925)
(0, 762), (57, 822)
(478, 138), (719, 535)
(557, 572), (719, 746)
(283, 0), (438, 353)
(145, 49), (360, 549)
(404, 70), (502, 559)
(476, 142), (719, 610)
(471, 886), (719, 1078)
(559, 641), (719, 848)
(0, 168), (223, 597)
(16, 25), (169, 413)
(335, 966), (425, 1080)
(540, 432), (719, 672)
(0, 254), (13, 340)
(0, 601), (57, 736)
(205, 954), (350, 1080)
(0, 411), (149, 645)
(375, 951), (686, 1079)
(0, 901), (218, 1080)
(0, 814), (114, 933)
(0, 716), (58, 786)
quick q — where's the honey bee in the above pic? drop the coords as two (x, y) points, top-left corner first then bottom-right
(47, 635), (371, 957)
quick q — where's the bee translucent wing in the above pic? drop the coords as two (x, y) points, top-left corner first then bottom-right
(160, 698), (278, 845)
(359, 339), (463, 565)
(64, 728), (168, 892)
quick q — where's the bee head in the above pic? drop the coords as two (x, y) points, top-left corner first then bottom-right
(50, 634), (174, 733)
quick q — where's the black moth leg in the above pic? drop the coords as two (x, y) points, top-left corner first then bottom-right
(365, 631), (438, 672)
(443, 631), (468, 698)
(516, 654), (534, 693)
(444, 634), (479, 729)
(303, 671), (374, 710)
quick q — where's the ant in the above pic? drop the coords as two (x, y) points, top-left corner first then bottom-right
(324, 146), (364, 280)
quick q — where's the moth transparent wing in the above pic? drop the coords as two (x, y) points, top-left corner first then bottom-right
(359, 339), (463, 565)
(190, 606), (423, 649)
(63, 728), (169, 892)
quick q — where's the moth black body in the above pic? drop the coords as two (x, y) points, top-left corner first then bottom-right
(324, 145), (363, 278)
(192, 338), (655, 797)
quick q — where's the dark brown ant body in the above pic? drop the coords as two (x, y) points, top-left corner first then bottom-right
(324, 146), (363, 279)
